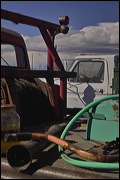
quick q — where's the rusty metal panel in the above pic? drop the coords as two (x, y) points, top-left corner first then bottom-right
(1, 158), (112, 179)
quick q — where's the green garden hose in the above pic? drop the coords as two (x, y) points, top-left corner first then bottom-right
(58, 94), (119, 170)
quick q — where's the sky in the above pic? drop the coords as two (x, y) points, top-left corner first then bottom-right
(1, 1), (119, 69)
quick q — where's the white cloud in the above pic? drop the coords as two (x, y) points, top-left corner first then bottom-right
(2, 22), (119, 69)
(55, 22), (119, 54)
(23, 22), (119, 61)
(22, 22), (119, 68)
(23, 35), (46, 52)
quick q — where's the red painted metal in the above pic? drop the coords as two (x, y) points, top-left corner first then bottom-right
(47, 30), (54, 71)
(60, 78), (67, 113)
(38, 26), (64, 71)
(1, 9), (64, 71)
(1, 9), (75, 117)
(1, 9), (59, 30)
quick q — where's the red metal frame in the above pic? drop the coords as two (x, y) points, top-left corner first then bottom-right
(1, 9), (64, 70)
(1, 31), (30, 69)
(1, 9), (76, 118)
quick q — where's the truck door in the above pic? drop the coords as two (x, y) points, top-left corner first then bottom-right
(67, 58), (109, 108)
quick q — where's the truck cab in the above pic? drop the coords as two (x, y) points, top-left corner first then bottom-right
(1, 26), (30, 69)
(63, 54), (119, 109)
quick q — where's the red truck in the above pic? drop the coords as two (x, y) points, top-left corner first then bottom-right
(1, 9), (76, 128)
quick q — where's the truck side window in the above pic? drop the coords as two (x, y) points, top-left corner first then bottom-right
(1, 44), (25, 67)
(1, 44), (17, 66)
(68, 65), (78, 82)
(69, 60), (104, 83)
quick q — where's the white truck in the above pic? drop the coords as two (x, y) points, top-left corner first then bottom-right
(55, 54), (119, 110)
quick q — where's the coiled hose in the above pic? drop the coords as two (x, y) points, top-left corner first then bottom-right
(58, 94), (119, 170)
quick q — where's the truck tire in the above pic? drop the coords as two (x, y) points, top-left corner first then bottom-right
(15, 78), (55, 126)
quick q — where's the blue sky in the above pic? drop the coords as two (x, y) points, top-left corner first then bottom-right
(1, 1), (119, 36)
(1, 1), (119, 69)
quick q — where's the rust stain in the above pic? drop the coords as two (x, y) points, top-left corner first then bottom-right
(112, 104), (119, 118)
(112, 104), (119, 111)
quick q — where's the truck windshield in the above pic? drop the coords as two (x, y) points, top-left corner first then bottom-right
(69, 60), (104, 83)
(62, 59), (75, 71)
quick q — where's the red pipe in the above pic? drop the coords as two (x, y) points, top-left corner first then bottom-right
(47, 30), (54, 71)
(60, 78), (67, 113)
